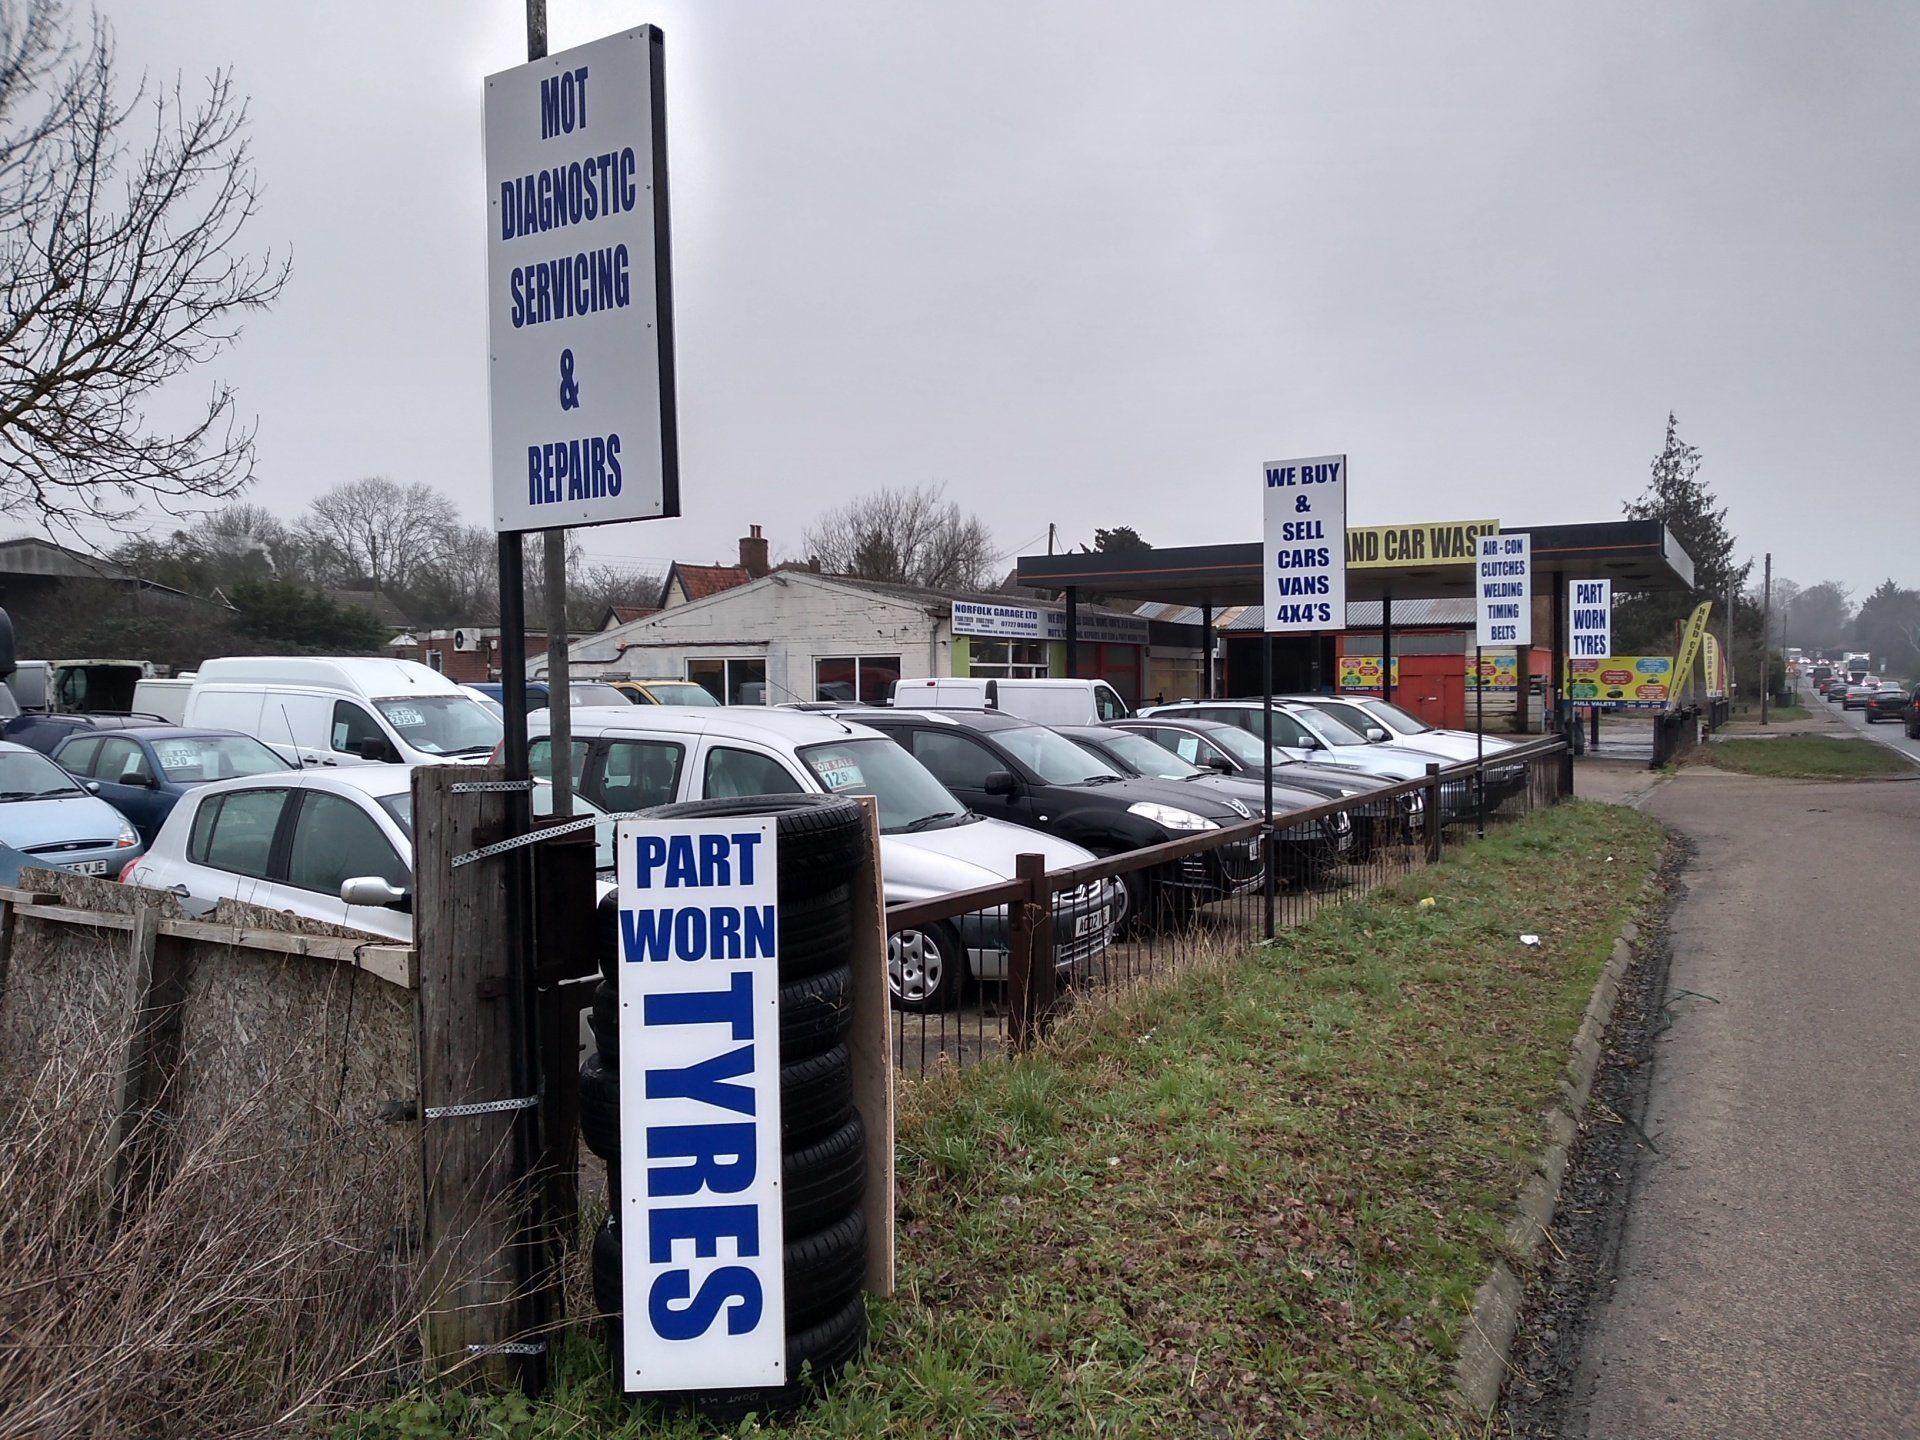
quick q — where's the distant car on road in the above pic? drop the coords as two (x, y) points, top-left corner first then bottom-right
(1863, 688), (1910, 725)
(1843, 684), (1879, 710)
(0, 740), (143, 877)
(51, 727), (294, 845)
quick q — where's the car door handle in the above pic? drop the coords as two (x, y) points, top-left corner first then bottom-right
(167, 884), (190, 898)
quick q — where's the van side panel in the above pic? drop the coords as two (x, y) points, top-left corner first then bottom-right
(185, 686), (267, 737)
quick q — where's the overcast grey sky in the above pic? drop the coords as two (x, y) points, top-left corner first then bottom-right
(88, 1), (1919, 598)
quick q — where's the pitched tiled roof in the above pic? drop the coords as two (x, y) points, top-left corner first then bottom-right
(668, 563), (752, 602)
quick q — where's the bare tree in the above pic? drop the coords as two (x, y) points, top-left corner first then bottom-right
(0, 1), (287, 529)
(298, 477), (458, 595)
(803, 483), (997, 590)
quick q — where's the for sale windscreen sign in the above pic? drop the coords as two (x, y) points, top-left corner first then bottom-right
(616, 818), (785, 1390)
(1475, 533), (1532, 648)
(485, 28), (678, 533)
(1262, 455), (1347, 632)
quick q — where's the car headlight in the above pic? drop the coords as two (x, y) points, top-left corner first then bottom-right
(1127, 802), (1219, 832)
(114, 819), (138, 849)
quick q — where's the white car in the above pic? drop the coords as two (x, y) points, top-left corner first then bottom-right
(122, 767), (609, 939)
(1286, 695), (1522, 765)
(523, 705), (1121, 1010)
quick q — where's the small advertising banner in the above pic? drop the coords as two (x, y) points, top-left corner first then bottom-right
(1467, 652), (1520, 693)
(615, 817), (786, 1391)
(1568, 579), (1612, 661)
(1567, 656), (1674, 710)
(1704, 633), (1727, 698)
(1262, 455), (1347, 633)
(1670, 600), (1714, 705)
(1475, 533), (1532, 648)
(1337, 655), (1400, 691)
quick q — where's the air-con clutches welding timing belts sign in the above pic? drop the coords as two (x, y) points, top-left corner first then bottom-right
(1475, 533), (1532, 648)
(1262, 455), (1347, 632)
(615, 817), (785, 1391)
(484, 27), (679, 533)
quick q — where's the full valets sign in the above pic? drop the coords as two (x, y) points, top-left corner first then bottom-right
(615, 818), (785, 1390)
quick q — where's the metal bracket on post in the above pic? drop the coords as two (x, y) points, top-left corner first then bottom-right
(423, 1095), (541, 1121)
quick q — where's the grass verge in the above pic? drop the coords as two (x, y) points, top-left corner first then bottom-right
(1702, 735), (1915, 779)
(337, 801), (1664, 1440)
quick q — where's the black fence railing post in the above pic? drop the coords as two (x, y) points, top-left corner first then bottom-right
(1006, 852), (1051, 1054)
(1424, 764), (1443, 865)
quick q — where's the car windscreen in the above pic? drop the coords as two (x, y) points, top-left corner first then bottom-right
(1096, 730), (1202, 779)
(796, 738), (968, 832)
(569, 684), (631, 708)
(375, 695), (505, 756)
(1303, 699), (1387, 736)
(1358, 699), (1433, 735)
(996, 724), (1121, 784)
(1199, 724), (1293, 768)
(1287, 706), (1369, 747)
(150, 734), (292, 784)
(641, 682), (720, 707)
(0, 749), (84, 799)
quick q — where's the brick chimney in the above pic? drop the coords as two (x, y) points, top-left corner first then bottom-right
(739, 523), (769, 578)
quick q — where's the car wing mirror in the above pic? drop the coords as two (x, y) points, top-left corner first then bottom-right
(983, 769), (1019, 797)
(358, 736), (399, 763)
(84, 780), (101, 794)
(341, 876), (412, 912)
(1202, 755), (1233, 773)
(1365, 726), (1389, 743)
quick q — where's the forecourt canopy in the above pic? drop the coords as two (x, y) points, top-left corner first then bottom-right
(1014, 519), (1698, 719)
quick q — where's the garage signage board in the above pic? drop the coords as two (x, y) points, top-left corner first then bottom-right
(1348, 518), (1498, 569)
(1262, 454), (1347, 633)
(485, 27), (678, 533)
(1475, 533), (1532, 648)
(1568, 579), (1612, 661)
(615, 816), (785, 1391)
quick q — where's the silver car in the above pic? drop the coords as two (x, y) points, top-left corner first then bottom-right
(0, 740), (143, 878)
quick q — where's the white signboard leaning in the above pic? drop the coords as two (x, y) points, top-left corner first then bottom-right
(615, 816), (785, 1391)
(1568, 578), (1612, 659)
(485, 27), (679, 533)
(1475, 533), (1532, 648)
(1262, 455), (1347, 633)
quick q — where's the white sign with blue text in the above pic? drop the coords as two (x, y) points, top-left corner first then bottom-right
(1262, 455), (1347, 632)
(485, 28), (677, 534)
(615, 816), (785, 1391)
(1475, 533), (1532, 648)
(1568, 579), (1612, 660)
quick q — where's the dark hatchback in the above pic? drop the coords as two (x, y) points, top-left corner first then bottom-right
(5, 710), (174, 758)
(51, 727), (296, 844)
(1055, 725), (1352, 878)
(850, 708), (1264, 914)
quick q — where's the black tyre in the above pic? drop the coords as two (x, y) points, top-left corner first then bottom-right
(580, 1049), (620, 1164)
(785, 1111), (865, 1234)
(887, 921), (965, 1011)
(604, 1292), (869, 1422)
(781, 1043), (852, 1148)
(596, 882), (853, 989)
(641, 795), (867, 893)
(593, 966), (854, 1068)
(592, 1207), (867, 1332)
(581, 1046), (854, 1163)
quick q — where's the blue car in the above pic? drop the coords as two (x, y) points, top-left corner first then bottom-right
(50, 727), (295, 846)
(0, 741), (145, 877)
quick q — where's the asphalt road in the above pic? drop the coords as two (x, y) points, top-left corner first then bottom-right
(1569, 767), (1920, 1437)
(1824, 688), (1920, 766)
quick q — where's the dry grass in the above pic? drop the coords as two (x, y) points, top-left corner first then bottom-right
(0, 1006), (423, 1440)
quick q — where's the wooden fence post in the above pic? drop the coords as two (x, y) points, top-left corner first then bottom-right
(1424, 765), (1444, 865)
(845, 799), (896, 1298)
(1006, 853), (1051, 1052)
(413, 764), (528, 1377)
(106, 904), (190, 1225)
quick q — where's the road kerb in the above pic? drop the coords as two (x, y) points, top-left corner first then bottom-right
(1453, 918), (1642, 1418)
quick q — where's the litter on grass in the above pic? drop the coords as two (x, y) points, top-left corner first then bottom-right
(1519, 934), (1542, 947)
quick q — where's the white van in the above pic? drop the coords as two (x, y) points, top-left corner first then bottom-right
(890, 676), (1131, 725)
(132, 675), (195, 724)
(184, 657), (503, 768)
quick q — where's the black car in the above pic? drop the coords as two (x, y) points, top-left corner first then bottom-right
(1109, 716), (1423, 855)
(3, 710), (174, 758)
(1863, 687), (1910, 725)
(850, 708), (1263, 916)
(1056, 725), (1353, 878)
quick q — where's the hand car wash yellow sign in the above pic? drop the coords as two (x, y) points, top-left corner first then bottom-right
(1346, 519), (1499, 568)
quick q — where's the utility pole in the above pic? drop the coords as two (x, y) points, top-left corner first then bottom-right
(1047, 522), (1055, 556)
(1760, 552), (1772, 726)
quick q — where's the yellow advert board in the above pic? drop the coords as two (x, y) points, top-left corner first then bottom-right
(1339, 653), (1519, 693)
(1345, 518), (1499, 568)
(1567, 655), (1673, 710)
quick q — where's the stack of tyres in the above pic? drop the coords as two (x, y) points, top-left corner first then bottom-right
(578, 795), (871, 1418)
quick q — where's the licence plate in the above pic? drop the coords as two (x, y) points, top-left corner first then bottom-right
(67, 860), (110, 876)
(1073, 907), (1110, 938)
(1244, 839), (1261, 858)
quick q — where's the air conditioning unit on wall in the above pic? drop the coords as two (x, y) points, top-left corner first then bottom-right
(453, 629), (476, 652)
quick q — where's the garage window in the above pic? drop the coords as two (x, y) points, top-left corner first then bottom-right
(967, 639), (1050, 679)
(814, 655), (901, 705)
(686, 658), (767, 705)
